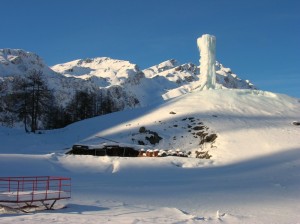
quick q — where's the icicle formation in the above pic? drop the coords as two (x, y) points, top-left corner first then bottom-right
(197, 34), (216, 90)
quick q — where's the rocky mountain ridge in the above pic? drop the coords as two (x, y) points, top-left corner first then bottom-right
(0, 48), (256, 131)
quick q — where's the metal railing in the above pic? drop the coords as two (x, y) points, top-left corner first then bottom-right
(0, 176), (71, 204)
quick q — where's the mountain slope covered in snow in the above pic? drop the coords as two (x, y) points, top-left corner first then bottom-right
(1, 34), (299, 223)
(0, 48), (256, 131)
(0, 49), (256, 103)
(0, 88), (299, 223)
(1, 89), (298, 162)
(51, 56), (256, 103)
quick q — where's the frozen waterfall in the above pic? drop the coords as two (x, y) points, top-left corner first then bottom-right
(197, 34), (216, 90)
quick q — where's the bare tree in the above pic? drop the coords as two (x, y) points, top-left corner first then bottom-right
(10, 70), (52, 132)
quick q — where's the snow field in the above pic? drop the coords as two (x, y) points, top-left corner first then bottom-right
(0, 89), (300, 223)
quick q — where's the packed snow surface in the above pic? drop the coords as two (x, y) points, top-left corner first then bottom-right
(1, 89), (300, 223)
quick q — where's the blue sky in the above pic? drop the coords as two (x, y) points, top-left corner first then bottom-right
(1, 0), (299, 97)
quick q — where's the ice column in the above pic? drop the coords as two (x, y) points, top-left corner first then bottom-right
(197, 34), (216, 89)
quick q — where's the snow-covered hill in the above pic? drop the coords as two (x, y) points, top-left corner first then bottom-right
(1, 89), (298, 163)
(0, 88), (299, 223)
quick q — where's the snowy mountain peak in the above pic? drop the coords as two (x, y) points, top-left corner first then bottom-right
(143, 59), (180, 78)
(215, 62), (256, 89)
(51, 57), (140, 86)
(1, 47), (257, 130)
(157, 59), (179, 70)
(0, 49), (56, 78)
(0, 49), (40, 64)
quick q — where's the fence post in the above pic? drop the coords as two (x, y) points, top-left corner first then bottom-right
(22, 177), (24, 192)
(46, 177), (49, 200)
(59, 179), (62, 198)
(8, 178), (11, 192)
(32, 180), (35, 202)
(17, 181), (20, 203)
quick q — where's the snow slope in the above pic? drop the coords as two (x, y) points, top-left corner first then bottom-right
(1, 89), (300, 223)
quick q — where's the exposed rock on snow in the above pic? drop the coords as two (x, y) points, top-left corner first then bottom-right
(292, 121), (300, 126)
(132, 126), (163, 146)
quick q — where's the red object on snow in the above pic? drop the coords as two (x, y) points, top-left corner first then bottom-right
(0, 176), (71, 210)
